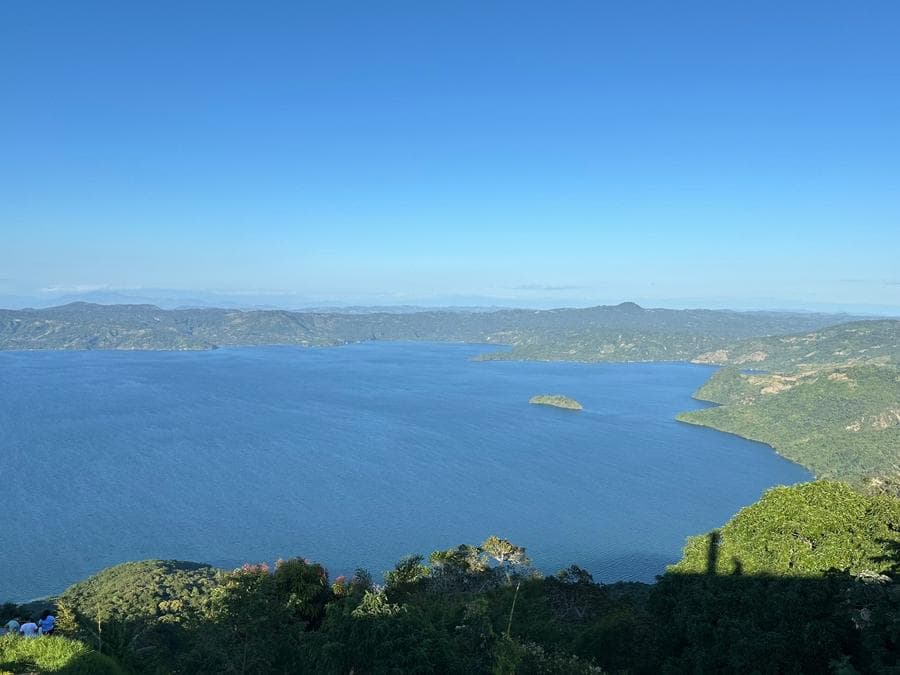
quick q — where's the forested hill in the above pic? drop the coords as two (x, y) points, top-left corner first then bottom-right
(0, 301), (873, 358)
(678, 320), (900, 487)
(691, 319), (900, 371)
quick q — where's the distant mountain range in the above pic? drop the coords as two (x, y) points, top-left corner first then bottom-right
(0, 301), (877, 358)
(4, 287), (899, 315)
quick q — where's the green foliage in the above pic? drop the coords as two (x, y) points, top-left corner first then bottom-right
(273, 557), (332, 628)
(682, 365), (758, 405)
(428, 545), (492, 592)
(304, 591), (498, 674)
(481, 537), (532, 585)
(646, 571), (862, 673)
(53, 601), (79, 638)
(671, 481), (900, 576)
(645, 482), (900, 673)
(493, 636), (603, 674)
(351, 590), (405, 619)
(429, 544), (487, 574)
(189, 564), (294, 674)
(384, 554), (430, 593)
(60, 559), (220, 627)
(475, 308), (874, 364)
(476, 577), (644, 673)
(419, 536), (532, 593)
(0, 634), (124, 674)
(59, 559), (220, 671)
(331, 568), (373, 598)
(186, 559), (332, 673)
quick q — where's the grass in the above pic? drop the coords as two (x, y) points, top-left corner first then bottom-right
(0, 635), (123, 675)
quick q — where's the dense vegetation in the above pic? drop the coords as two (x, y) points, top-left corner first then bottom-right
(671, 481), (900, 576)
(678, 320), (900, 487)
(691, 319), (900, 371)
(679, 364), (900, 485)
(4, 482), (898, 674)
(529, 395), (583, 410)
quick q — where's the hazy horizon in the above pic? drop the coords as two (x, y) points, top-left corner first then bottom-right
(1, 284), (898, 317)
(2, 2), (898, 313)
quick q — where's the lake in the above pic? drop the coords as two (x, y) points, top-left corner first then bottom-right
(0, 343), (810, 601)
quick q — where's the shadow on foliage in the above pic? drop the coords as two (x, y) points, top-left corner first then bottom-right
(872, 538), (900, 576)
(641, 536), (900, 674)
(54, 567), (900, 674)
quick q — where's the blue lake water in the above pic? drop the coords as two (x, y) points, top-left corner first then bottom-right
(0, 343), (810, 601)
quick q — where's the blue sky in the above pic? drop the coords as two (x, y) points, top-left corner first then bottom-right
(1, 1), (898, 311)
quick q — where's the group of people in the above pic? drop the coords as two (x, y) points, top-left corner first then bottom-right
(2, 611), (55, 638)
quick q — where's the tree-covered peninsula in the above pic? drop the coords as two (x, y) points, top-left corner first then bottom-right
(677, 320), (900, 489)
(529, 394), (583, 410)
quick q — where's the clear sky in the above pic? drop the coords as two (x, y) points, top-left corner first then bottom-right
(1, 1), (898, 311)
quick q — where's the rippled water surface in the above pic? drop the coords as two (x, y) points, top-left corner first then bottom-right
(0, 343), (810, 600)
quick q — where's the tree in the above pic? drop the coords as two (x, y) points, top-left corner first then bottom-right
(481, 536), (531, 584)
(427, 544), (490, 591)
(273, 557), (332, 629)
(430, 544), (486, 573)
(384, 554), (429, 593)
(195, 564), (283, 674)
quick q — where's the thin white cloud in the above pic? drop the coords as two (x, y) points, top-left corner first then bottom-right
(508, 284), (589, 292)
(39, 284), (116, 293)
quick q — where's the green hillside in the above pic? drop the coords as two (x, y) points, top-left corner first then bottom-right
(677, 320), (900, 486)
(670, 480), (900, 576)
(679, 364), (899, 484)
(691, 319), (900, 371)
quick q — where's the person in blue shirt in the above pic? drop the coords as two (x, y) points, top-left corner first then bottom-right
(38, 611), (55, 636)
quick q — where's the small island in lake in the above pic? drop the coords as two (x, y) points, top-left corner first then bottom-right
(529, 394), (583, 410)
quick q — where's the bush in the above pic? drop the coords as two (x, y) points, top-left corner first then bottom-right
(59, 559), (220, 672)
(671, 481), (900, 576)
